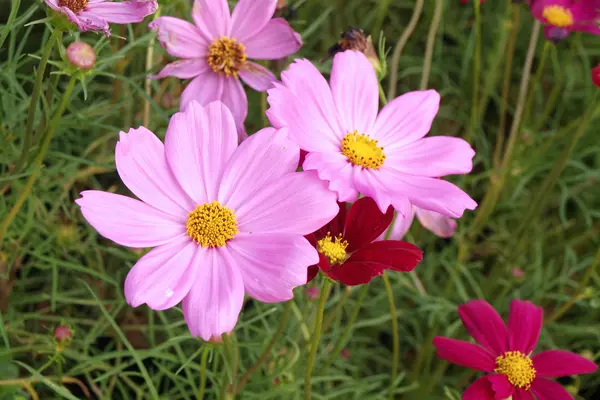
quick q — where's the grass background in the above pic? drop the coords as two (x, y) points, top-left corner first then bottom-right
(1, 0), (600, 398)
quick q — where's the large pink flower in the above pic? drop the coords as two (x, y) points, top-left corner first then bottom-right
(267, 50), (477, 218)
(433, 299), (598, 400)
(149, 0), (302, 137)
(44, 0), (158, 36)
(75, 101), (338, 340)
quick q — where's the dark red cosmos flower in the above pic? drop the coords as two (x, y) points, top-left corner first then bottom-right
(306, 197), (423, 285)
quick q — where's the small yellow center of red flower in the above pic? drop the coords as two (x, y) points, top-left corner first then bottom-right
(58, 0), (88, 13)
(207, 37), (247, 78)
(341, 131), (386, 169)
(317, 233), (348, 265)
(186, 201), (238, 247)
(495, 351), (536, 389)
(542, 5), (574, 27)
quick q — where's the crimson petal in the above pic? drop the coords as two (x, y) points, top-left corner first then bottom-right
(458, 299), (509, 357)
(346, 240), (423, 272)
(530, 378), (572, 400)
(329, 261), (385, 286)
(532, 350), (598, 377)
(462, 376), (496, 400)
(344, 197), (394, 252)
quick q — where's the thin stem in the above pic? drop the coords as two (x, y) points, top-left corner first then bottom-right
(143, 9), (160, 127)
(234, 301), (292, 394)
(198, 346), (210, 400)
(387, 0), (424, 99)
(465, 0), (482, 144)
(304, 279), (331, 400)
(0, 0), (21, 50)
(382, 273), (398, 400)
(0, 76), (76, 247)
(220, 333), (234, 397)
(419, 0), (443, 90)
(522, 41), (551, 126)
(379, 84), (388, 106)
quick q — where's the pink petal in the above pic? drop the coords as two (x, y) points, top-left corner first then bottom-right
(235, 171), (339, 236)
(330, 51), (378, 134)
(218, 127), (299, 210)
(227, 233), (316, 302)
(150, 59), (208, 80)
(267, 59), (343, 152)
(372, 90), (440, 150)
(487, 374), (514, 400)
(377, 206), (416, 241)
(303, 152), (358, 202)
(191, 0), (231, 40)
(115, 127), (194, 217)
(508, 299), (543, 354)
(221, 76), (249, 129)
(72, 10), (110, 35)
(352, 167), (396, 214)
(180, 71), (224, 112)
(76, 191), (185, 248)
(164, 101), (238, 204)
(124, 236), (197, 310)
(432, 337), (496, 372)
(462, 376), (496, 400)
(415, 207), (457, 238)
(149, 17), (208, 59)
(386, 136), (475, 177)
(243, 18), (302, 60)
(532, 350), (598, 377)
(86, 0), (157, 24)
(458, 299), (509, 356)
(530, 378), (574, 400)
(239, 62), (276, 91)
(231, 0), (276, 41)
(182, 247), (244, 341)
(44, 0), (60, 10)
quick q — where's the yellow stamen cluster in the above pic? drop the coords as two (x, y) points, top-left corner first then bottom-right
(317, 233), (349, 265)
(58, 0), (88, 12)
(186, 201), (238, 247)
(495, 351), (536, 390)
(542, 5), (574, 27)
(341, 131), (386, 169)
(207, 37), (247, 77)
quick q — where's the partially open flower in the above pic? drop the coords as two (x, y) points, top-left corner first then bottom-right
(66, 41), (96, 71)
(592, 64), (600, 88)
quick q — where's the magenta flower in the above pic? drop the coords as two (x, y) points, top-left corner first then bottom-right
(149, 0), (302, 135)
(267, 50), (477, 218)
(531, 0), (600, 41)
(434, 299), (598, 400)
(378, 205), (457, 240)
(75, 101), (338, 340)
(44, 0), (158, 36)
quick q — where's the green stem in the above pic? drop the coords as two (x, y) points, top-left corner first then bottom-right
(522, 41), (551, 126)
(419, 0), (443, 90)
(379, 84), (388, 106)
(0, 0), (20, 50)
(382, 273), (398, 400)
(234, 301), (292, 394)
(221, 334), (234, 398)
(0, 76), (76, 247)
(465, 0), (482, 144)
(304, 279), (331, 400)
(198, 346), (210, 400)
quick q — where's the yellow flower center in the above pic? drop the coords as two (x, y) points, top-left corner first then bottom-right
(186, 201), (238, 247)
(341, 131), (386, 169)
(495, 351), (537, 390)
(317, 233), (348, 265)
(542, 5), (574, 28)
(207, 37), (247, 78)
(58, 0), (88, 12)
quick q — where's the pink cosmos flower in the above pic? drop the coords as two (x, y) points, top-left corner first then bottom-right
(75, 101), (338, 340)
(44, 0), (158, 36)
(530, 0), (600, 41)
(433, 299), (598, 400)
(149, 0), (302, 137)
(378, 205), (457, 241)
(267, 50), (477, 219)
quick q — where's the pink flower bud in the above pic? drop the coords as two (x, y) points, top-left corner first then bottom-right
(66, 41), (96, 70)
(592, 64), (600, 88)
(54, 325), (72, 343)
(305, 286), (320, 300)
(340, 348), (351, 360)
(511, 267), (525, 278)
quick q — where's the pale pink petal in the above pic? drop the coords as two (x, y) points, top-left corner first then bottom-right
(372, 90), (440, 149)
(218, 127), (299, 210)
(415, 207), (457, 238)
(164, 101), (238, 204)
(191, 0), (231, 40)
(150, 59), (209, 80)
(353, 167), (413, 215)
(508, 299), (543, 355)
(76, 191), (185, 248)
(458, 299), (509, 357)
(462, 376), (496, 400)
(330, 51), (378, 134)
(182, 247), (244, 341)
(124, 236), (197, 310)
(44, 0), (60, 10)
(243, 18), (302, 60)
(221, 76), (248, 129)
(231, 0), (276, 41)
(72, 10), (110, 35)
(487, 374), (514, 400)
(377, 207), (416, 241)
(180, 72), (224, 112)
(533, 350), (598, 377)
(303, 152), (358, 202)
(432, 337), (496, 372)
(235, 171), (339, 235)
(115, 127), (194, 216)
(227, 233), (316, 302)
(386, 136), (475, 177)
(86, 0), (157, 24)
(530, 379), (572, 400)
(239, 62), (276, 91)
(267, 59), (343, 151)
(149, 17), (208, 59)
